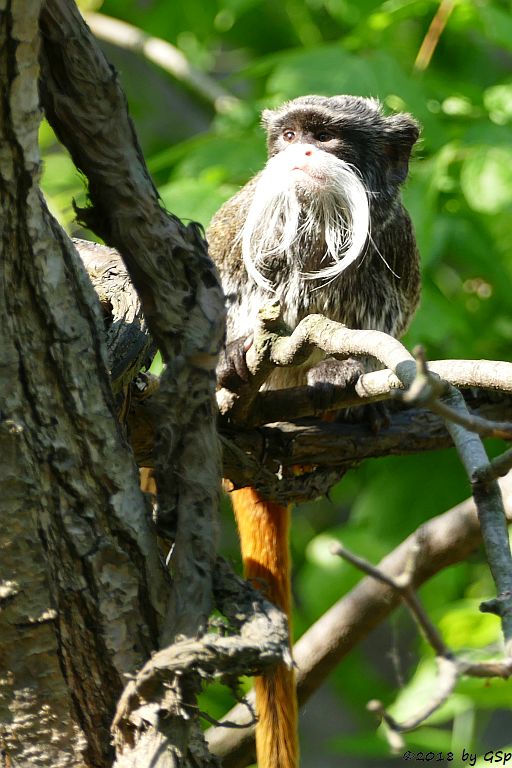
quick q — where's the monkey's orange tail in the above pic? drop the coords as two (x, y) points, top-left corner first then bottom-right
(231, 487), (298, 768)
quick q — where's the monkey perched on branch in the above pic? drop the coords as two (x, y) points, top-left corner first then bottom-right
(207, 94), (420, 768)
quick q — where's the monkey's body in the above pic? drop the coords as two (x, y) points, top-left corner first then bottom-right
(207, 94), (420, 767)
(210, 180), (418, 385)
(210, 97), (419, 352)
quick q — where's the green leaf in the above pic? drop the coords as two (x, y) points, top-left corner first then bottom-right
(461, 147), (512, 214)
(158, 174), (238, 228)
(484, 83), (512, 125)
(437, 600), (501, 650)
(478, 5), (512, 52)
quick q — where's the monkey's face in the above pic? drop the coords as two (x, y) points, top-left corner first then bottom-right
(263, 94), (419, 192)
(240, 134), (370, 293)
(240, 95), (419, 293)
(269, 121), (349, 171)
(268, 142), (348, 196)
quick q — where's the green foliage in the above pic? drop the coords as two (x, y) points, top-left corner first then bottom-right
(43, 0), (512, 763)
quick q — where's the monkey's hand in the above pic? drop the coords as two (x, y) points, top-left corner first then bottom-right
(307, 357), (390, 432)
(216, 336), (253, 392)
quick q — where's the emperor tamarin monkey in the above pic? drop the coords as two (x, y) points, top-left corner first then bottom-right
(207, 94), (420, 768)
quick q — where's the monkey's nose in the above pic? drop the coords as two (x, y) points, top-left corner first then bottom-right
(287, 143), (318, 173)
(294, 145), (317, 165)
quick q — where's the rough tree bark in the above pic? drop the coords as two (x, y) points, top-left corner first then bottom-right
(0, 2), (168, 766)
(2, 2), (512, 768)
(2, 3), (286, 767)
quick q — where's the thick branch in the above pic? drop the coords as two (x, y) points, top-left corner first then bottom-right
(40, 0), (225, 639)
(113, 560), (289, 757)
(39, 1), (225, 763)
(128, 387), (512, 502)
(1, 5), (168, 766)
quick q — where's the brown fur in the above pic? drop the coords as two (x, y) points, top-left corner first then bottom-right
(231, 488), (298, 768)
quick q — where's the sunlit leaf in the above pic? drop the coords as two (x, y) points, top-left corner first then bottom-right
(484, 83), (512, 125)
(438, 600), (501, 650)
(159, 175), (238, 228)
(461, 147), (512, 214)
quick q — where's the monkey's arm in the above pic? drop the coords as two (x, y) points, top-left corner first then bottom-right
(207, 178), (258, 296)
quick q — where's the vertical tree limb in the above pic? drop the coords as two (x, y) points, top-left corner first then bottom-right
(1, 1), (169, 765)
(39, 0), (225, 644)
(39, 1), (226, 763)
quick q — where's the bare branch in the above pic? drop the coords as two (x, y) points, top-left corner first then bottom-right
(397, 352), (512, 648)
(85, 12), (239, 114)
(330, 540), (450, 657)
(333, 536), (512, 738)
(440, 393), (512, 646)
(206, 474), (512, 767)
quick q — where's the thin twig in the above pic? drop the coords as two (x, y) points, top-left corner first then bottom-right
(429, 399), (512, 440)
(402, 347), (512, 438)
(333, 537), (512, 740)
(331, 541), (449, 656)
(85, 12), (239, 113)
(474, 447), (512, 484)
(368, 656), (458, 737)
(414, 0), (456, 72)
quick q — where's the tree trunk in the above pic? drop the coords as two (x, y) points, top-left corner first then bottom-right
(0, 2), (168, 765)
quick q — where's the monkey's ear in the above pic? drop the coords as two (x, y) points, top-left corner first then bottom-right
(384, 113), (420, 183)
(261, 108), (277, 129)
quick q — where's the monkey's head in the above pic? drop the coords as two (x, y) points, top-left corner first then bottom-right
(241, 95), (420, 292)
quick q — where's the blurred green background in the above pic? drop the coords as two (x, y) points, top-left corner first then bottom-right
(41, 0), (512, 765)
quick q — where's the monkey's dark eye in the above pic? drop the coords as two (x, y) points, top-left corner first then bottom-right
(316, 131), (334, 142)
(283, 130), (296, 142)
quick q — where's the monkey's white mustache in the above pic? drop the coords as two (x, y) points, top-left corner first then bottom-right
(241, 143), (370, 292)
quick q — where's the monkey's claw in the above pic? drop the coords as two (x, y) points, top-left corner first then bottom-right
(216, 336), (253, 391)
